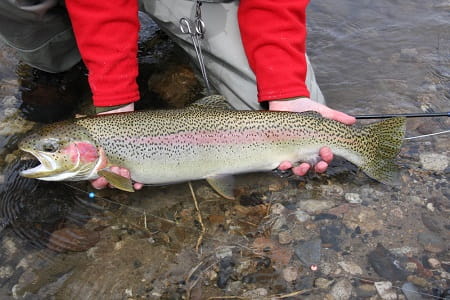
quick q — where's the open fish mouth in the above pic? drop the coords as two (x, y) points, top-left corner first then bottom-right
(19, 150), (60, 179)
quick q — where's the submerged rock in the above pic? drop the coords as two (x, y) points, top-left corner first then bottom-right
(330, 278), (353, 300)
(367, 244), (407, 281)
(417, 231), (447, 253)
(401, 282), (423, 300)
(419, 152), (448, 172)
(294, 238), (321, 267)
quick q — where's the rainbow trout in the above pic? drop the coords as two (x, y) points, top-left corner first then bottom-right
(19, 96), (406, 199)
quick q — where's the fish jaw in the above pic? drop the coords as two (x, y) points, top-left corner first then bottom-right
(19, 141), (104, 181)
(20, 149), (74, 180)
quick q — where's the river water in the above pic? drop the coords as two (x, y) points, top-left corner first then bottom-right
(0, 1), (449, 299)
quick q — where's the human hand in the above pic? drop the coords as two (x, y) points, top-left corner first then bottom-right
(269, 97), (356, 176)
(92, 102), (143, 190)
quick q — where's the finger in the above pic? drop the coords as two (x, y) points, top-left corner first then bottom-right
(134, 182), (144, 190)
(110, 166), (120, 174)
(292, 163), (310, 176)
(314, 161), (329, 173)
(320, 107), (356, 125)
(319, 147), (333, 163)
(278, 161), (293, 171)
(91, 177), (108, 189)
(119, 168), (130, 178)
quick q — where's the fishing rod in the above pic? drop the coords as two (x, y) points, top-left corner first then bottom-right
(354, 111), (449, 119)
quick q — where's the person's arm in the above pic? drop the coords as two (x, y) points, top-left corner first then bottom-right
(66, 0), (142, 190)
(238, 0), (356, 175)
(65, 0), (140, 108)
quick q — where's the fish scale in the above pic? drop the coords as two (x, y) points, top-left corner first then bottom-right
(19, 96), (406, 197)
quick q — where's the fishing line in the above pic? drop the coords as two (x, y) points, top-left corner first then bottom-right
(405, 130), (450, 140)
(60, 183), (445, 299)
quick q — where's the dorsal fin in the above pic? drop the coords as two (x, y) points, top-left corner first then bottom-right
(187, 95), (234, 110)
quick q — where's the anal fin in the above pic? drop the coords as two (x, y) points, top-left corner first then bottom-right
(206, 175), (235, 200)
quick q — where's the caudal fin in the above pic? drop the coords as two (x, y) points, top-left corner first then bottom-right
(360, 117), (406, 184)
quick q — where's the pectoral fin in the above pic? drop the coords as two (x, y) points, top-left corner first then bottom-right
(97, 170), (135, 192)
(206, 175), (236, 200)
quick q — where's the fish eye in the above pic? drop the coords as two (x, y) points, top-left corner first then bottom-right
(41, 140), (59, 153)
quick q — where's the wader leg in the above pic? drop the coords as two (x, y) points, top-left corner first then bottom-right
(140, 0), (325, 110)
(0, 1), (80, 73)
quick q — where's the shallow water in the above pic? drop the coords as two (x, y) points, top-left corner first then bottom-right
(0, 1), (449, 299)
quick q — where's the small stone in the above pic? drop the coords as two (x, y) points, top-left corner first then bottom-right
(356, 284), (377, 298)
(419, 152), (448, 172)
(293, 210), (311, 222)
(417, 231), (447, 253)
(278, 231), (293, 245)
(405, 262), (418, 272)
(426, 202), (435, 212)
(0, 266), (13, 279)
(367, 244), (407, 281)
(375, 281), (397, 300)
(321, 184), (344, 198)
(401, 282), (423, 300)
(282, 266), (298, 282)
(427, 258), (441, 269)
(390, 246), (421, 257)
(294, 238), (321, 267)
(345, 193), (362, 204)
(271, 215), (287, 233)
(215, 246), (234, 259)
(406, 275), (430, 288)
(330, 278), (353, 300)
(270, 203), (286, 215)
(4, 238), (17, 256)
(298, 200), (336, 214)
(315, 277), (333, 289)
(242, 288), (268, 298)
(338, 261), (363, 275)
(410, 196), (424, 205)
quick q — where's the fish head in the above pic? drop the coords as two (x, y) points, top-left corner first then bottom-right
(19, 122), (103, 181)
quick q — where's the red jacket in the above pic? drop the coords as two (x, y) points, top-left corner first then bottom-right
(66, 0), (310, 107)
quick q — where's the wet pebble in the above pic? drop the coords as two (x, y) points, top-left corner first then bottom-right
(0, 265), (13, 279)
(401, 282), (423, 300)
(278, 230), (293, 245)
(367, 244), (407, 281)
(242, 288), (268, 299)
(217, 256), (234, 288)
(282, 266), (298, 282)
(270, 203), (286, 215)
(321, 184), (344, 198)
(294, 238), (321, 267)
(293, 210), (311, 222)
(419, 152), (448, 172)
(298, 200), (336, 214)
(421, 213), (443, 233)
(320, 223), (343, 251)
(417, 231), (447, 253)
(215, 246), (234, 260)
(427, 258), (441, 269)
(355, 283), (377, 298)
(315, 277), (333, 289)
(330, 278), (353, 300)
(406, 275), (430, 288)
(344, 193), (362, 204)
(375, 281), (397, 300)
(338, 261), (363, 275)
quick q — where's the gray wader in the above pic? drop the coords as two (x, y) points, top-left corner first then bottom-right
(0, 0), (325, 109)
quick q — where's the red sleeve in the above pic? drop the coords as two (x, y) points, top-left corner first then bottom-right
(65, 0), (140, 107)
(238, 0), (310, 102)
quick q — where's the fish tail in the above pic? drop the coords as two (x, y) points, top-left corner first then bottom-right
(359, 117), (406, 184)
